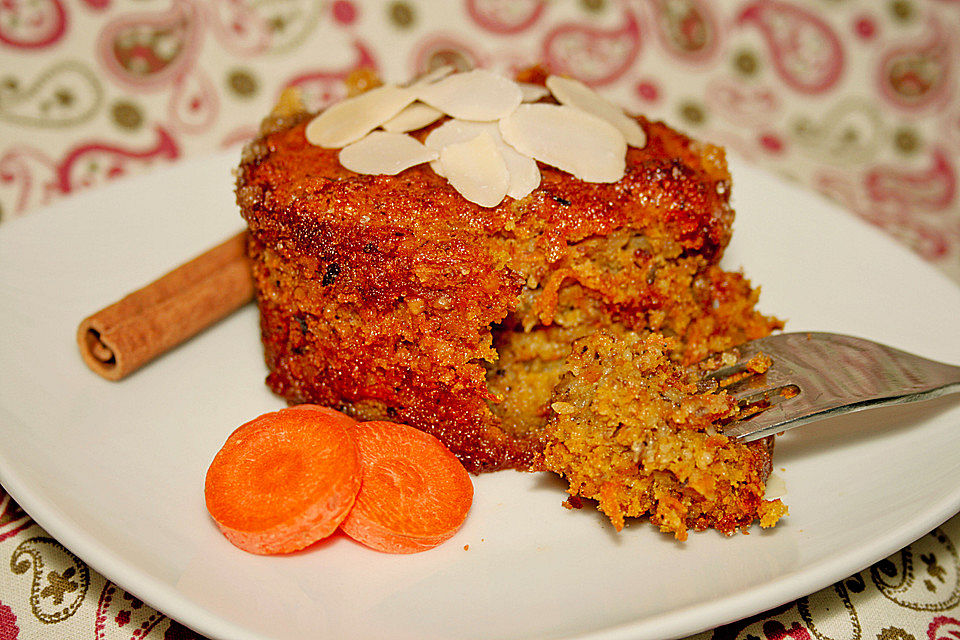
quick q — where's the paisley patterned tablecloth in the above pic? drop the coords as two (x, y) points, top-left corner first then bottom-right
(1, 1), (959, 639)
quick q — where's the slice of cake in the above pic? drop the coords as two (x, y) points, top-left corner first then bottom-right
(235, 67), (784, 536)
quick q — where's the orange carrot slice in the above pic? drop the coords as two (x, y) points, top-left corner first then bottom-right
(339, 421), (474, 553)
(204, 405), (360, 554)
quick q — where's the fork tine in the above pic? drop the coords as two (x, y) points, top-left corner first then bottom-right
(723, 362), (796, 399)
(698, 343), (765, 385)
(716, 332), (960, 442)
(722, 399), (807, 441)
(696, 337), (786, 397)
(696, 350), (762, 396)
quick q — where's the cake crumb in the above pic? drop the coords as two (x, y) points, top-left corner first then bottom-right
(538, 330), (786, 540)
(746, 352), (772, 374)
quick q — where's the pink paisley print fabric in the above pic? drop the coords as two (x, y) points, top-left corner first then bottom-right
(1, 0), (959, 281)
(1, 1), (959, 639)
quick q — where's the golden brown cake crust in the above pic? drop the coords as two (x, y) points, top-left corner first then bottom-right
(237, 116), (734, 264)
(236, 107), (781, 474)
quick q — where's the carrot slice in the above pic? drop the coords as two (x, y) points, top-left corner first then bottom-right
(204, 405), (360, 554)
(339, 421), (474, 553)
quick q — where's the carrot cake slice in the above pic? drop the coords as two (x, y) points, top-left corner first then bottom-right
(235, 67), (785, 535)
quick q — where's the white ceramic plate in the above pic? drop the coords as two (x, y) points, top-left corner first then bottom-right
(1, 151), (959, 640)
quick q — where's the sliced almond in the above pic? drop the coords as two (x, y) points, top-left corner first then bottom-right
(408, 64), (456, 88)
(500, 146), (540, 200)
(424, 119), (540, 198)
(305, 84), (415, 148)
(545, 75), (646, 148)
(500, 103), (626, 183)
(381, 102), (444, 132)
(415, 69), (522, 121)
(339, 131), (438, 175)
(424, 119), (498, 176)
(424, 119), (497, 152)
(439, 133), (510, 208)
(518, 82), (550, 102)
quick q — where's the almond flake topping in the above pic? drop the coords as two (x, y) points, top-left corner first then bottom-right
(305, 84), (414, 148)
(499, 143), (540, 200)
(381, 103), (444, 133)
(415, 69), (522, 121)
(424, 119), (540, 200)
(339, 131), (438, 175)
(518, 82), (550, 102)
(304, 67), (647, 207)
(439, 133), (510, 208)
(546, 75), (647, 148)
(500, 103), (626, 183)
(407, 64), (455, 89)
(424, 119), (501, 175)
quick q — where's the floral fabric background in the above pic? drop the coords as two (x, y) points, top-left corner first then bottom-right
(2, 0), (959, 282)
(1, 0), (959, 639)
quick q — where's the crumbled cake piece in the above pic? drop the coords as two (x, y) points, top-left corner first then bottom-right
(539, 330), (787, 539)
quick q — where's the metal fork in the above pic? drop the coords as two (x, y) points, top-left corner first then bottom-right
(699, 332), (960, 442)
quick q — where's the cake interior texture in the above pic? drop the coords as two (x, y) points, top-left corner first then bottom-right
(236, 91), (786, 536)
(541, 330), (786, 539)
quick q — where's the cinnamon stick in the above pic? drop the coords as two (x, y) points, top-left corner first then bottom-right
(77, 230), (255, 381)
